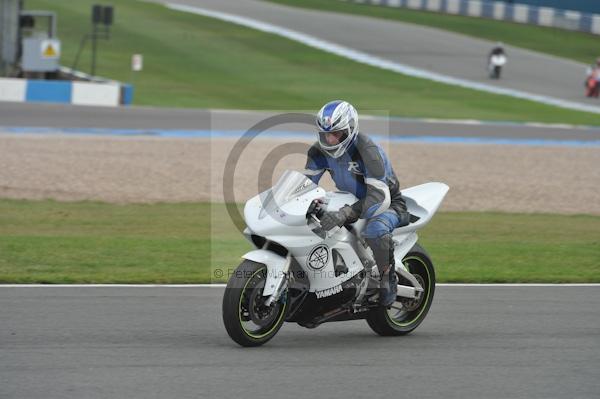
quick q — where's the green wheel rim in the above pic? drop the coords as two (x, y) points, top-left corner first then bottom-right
(386, 255), (432, 327)
(238, 266), (287, 339)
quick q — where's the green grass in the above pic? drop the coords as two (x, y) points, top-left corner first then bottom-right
(1, 200), (598, 283)
(266, 0), (600, 64)
(0, 201), (218, 283)
(24, 0), (600, 124)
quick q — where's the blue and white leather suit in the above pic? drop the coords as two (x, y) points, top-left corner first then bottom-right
(304, 132), (409, 269)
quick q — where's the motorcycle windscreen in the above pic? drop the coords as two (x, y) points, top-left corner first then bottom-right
(259, 170), (317, 221)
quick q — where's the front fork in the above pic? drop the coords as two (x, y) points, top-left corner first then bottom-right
(264, 254), (292, 307)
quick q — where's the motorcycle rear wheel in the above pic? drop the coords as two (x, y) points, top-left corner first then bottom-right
(366, 244), (436, 336)
(222, 260), (288, 347)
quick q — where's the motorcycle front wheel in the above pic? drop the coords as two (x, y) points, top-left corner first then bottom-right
(222, 260), (288, 347)
(366, 243), (436, 336)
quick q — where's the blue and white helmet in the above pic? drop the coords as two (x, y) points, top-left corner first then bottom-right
(315, 100), (359, 158)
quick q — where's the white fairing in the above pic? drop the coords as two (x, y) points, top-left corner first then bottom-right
(395, 182), (449, 235)
(242, 171), (449, 296)
(244, 180), (363, 292)
(490, 54), (507, 66)
(392, 182), (449, 265)
(242, 249), (288, 297)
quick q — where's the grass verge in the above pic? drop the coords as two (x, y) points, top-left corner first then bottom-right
(265, 0), (600, 64)
(21, 0), (600, 124)
(0, 200), (598, 283)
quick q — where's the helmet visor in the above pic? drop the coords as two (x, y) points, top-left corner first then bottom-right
(318, 129), (349, 150)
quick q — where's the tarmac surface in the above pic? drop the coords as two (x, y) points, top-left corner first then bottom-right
(2, 102), (600, 142)
(157, 0), (600, 110)
(2, 286), (599, 399)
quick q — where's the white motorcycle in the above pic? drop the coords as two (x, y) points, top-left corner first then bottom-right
(222, 170), (449, 347)
(488, 54), (507, 79)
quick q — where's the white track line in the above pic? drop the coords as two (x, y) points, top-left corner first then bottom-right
(1, 284), (598, 287)
(165, 2), (600, 115)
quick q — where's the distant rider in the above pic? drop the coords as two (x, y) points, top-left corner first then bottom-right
(487, 42), (507, 78)
(488, 42), (506, 61)
(303, 100), (410, 307)
(585, 58), (600, 98)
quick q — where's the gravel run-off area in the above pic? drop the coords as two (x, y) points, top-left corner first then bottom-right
(0, 134), (599, 215)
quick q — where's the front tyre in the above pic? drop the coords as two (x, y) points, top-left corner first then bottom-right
(222, 260), (287, 347)
(366, 243), (436, 336)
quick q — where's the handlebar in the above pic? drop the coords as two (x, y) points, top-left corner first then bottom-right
(307, 198), (340, 239)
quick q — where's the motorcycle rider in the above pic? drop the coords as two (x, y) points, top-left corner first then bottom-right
(488, 41), (506, 61)
(488, 41), (506, 78)
(303, 100), (410, 307)
(585, 58), (600, 98)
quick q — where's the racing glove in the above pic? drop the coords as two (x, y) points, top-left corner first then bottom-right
(320, 205), (359, 231)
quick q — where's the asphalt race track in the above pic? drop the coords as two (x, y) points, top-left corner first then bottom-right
(157, 0), (600, 109)
(2, 286), (599, 399)
(2, 102), (600, 142)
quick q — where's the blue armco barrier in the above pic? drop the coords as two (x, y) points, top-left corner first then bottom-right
(347, 0), (600, 35)
(527, 6), (537, 24)
(580, 14), (593, 33)
(459, 0), (469, 16)
(0, 78), (134, 106)
(26, 80), (72, 103)
(482, 2), (494, 18)
(121, 84), (134, 105)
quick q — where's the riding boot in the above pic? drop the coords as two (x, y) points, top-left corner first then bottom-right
(379, 263), (398, 307)
(366, 234), (397, 307)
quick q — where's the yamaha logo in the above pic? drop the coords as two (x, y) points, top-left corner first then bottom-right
(315, 284), (343, 299)
(307, 245), (329, 270)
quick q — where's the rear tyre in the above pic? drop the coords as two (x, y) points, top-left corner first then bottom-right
(366, 243), (435, 336)
(222, 260), (288, 347)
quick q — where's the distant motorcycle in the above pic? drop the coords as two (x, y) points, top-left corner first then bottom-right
(585, 73), (599, 98)
(488, 54), (507, 79)
(222, 169), (449, 347)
